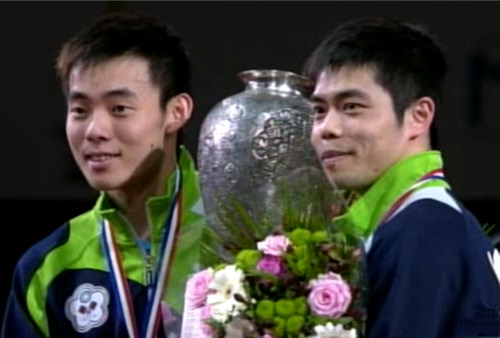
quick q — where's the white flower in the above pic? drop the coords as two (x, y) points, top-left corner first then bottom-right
(206, 265), (248, 323)
(308, 322), (357, 338)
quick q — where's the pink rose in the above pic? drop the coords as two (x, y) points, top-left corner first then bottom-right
(307, 272), (352, 318)
(185, 268), (214, 309)
(256, 255), (285, 276)
(257, 235), (290, 256)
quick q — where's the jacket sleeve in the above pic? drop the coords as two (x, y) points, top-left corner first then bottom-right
(2, 262), (46, 337)
(2, 223), (70, 338)
(365, 199), (500, 338)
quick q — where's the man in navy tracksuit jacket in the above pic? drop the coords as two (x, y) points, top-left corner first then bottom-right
(304, 17), (500, 337)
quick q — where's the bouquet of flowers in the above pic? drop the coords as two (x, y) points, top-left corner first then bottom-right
(181, 196), (365, 338)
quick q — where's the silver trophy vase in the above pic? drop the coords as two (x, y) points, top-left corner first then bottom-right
(198, 69), (334, 256)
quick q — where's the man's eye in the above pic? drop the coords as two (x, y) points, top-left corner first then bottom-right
(111, 105), (129, 114)
(312, 106), (326, 115)
(342, 102), (361, 111)
(312, 106), (327, 121)
(69, 107), (86, 115)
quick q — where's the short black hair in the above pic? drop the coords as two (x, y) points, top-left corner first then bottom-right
(303, 18), (447, 124)
(56, 12), (191, 109)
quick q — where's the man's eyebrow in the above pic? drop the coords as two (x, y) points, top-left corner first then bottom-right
(311, 89), (369, 103)
(335, 89), (369, 100)
(67, 91), (88, 101)
(102, 88), (138, 100)
(309, 96), (325, 104)
(68, 88), (137, 101)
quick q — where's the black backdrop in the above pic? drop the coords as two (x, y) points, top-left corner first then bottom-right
(2, 1), (500, 324)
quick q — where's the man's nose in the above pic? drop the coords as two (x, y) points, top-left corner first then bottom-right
(85, 110), (111, 142)
(319, 110), (343, 139)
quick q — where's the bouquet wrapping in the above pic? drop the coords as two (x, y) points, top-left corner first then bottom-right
(181, 188), (365, 337)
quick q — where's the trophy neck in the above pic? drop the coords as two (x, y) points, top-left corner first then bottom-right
(238, 69), (313, 97)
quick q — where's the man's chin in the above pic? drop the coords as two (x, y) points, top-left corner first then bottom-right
(326, 173), (349, 190)
(86, 178), (120, 192)
(329, 175), (368, 192)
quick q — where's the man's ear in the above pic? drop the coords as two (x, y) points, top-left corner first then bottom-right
(405, 96), (435, 140)
(163, 93), (193, 134)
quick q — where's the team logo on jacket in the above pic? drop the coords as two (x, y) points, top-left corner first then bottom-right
(488, 249), (500, 288)
(65, 283), (110, 333)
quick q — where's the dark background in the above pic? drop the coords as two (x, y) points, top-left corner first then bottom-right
(2, 1), (500, 322)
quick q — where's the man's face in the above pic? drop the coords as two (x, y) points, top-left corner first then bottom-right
(66, 55), (169, 192)
(310, 65), (411, 192)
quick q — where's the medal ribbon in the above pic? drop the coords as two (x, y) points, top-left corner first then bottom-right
(101, 166), (183, 338)
(381, 169), (446, 224)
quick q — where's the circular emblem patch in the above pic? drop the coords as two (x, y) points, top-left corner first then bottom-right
(64, 283), (110, 333)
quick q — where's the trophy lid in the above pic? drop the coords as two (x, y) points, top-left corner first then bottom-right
(238, 69), (314, 97)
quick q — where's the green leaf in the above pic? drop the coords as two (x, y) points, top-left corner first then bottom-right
(483, 223), (497, 235)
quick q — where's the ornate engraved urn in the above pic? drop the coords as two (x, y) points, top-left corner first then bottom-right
(197, 70), (333, 252)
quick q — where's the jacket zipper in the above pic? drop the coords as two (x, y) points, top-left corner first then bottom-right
(117, 212), (154, 290)
(145, 249), (154, 300)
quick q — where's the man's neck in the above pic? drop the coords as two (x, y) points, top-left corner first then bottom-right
(334, 150), (443, 238)
(108, 155), (177, 239)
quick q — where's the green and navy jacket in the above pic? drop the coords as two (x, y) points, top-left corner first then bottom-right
(338, 151), (500, 337)
(2, 147), (207, 337)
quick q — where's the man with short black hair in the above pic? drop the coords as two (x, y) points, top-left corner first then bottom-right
(2, 13), (207, 337)
(305, 18), (500, 337)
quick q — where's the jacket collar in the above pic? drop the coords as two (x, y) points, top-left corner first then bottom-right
(335, 151), (448, 238)
(92, 146), (203, 246)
